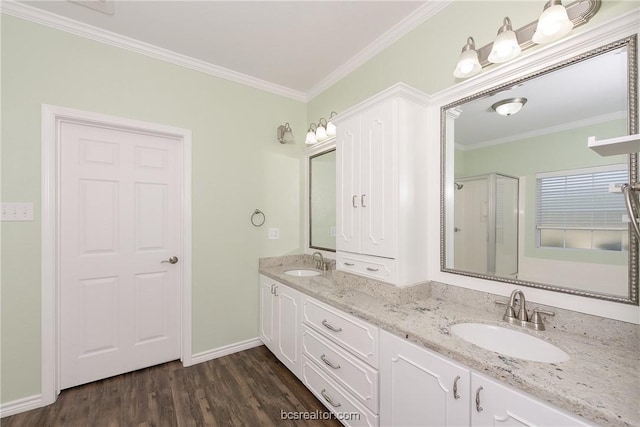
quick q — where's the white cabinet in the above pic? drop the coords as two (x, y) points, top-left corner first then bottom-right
(380, 330), (593, 427)
(334, 83), (429, 286)
(259, 275), (303, 378)
(301, 295), (380, 426)
(471, 373), (592, 426)
(380, 330), (470, 427)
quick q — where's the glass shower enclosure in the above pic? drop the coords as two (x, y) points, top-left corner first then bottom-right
(453, 173), (519, 277)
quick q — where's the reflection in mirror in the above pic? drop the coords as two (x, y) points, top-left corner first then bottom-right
(310, 149), (336, 251)
(442, 36), (638, 304)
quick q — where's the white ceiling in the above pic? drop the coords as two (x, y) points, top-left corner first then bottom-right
(454, 46), (629, 149)
(19, 0), (430, 96)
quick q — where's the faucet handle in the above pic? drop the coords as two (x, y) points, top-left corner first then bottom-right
(530, 309), (555, 331)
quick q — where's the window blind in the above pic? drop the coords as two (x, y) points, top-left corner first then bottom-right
(536, 167), (628, 231)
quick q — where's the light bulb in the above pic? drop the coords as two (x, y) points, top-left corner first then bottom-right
(453, 37), (482, 79)
(305, 129), (317, 145)
(488, 18), (521, 64)
(532, 1), (573, 44)
(316, 125), (327, 141)
(326, 121), (336, 137)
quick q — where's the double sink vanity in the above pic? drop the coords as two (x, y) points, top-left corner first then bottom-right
(280, 13), (640, 427)
(259, 255), (639, 427)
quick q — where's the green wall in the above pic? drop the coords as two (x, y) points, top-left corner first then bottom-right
(1, 15), (306, 403)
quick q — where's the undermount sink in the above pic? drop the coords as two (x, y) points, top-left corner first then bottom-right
(450, 323), (569, 363)
(284, 269), (321, 277)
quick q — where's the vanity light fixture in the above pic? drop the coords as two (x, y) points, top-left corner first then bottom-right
(326, 111), (338, 137)
(452, 0), (600, 79)
(277, 122), (294, 144)
(305, 123), (318, 145)
(532, 0), (574, 44)
(453, 37), (482, 79)
(491, 97), (528, 116)
(488, 17), (521, 64)
(316, 118), (328, 141)
(305, 111), (339, 145)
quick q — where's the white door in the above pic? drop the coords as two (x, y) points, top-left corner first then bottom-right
(360, 101), (395, 258)
(337, 116), (361, 254)
(275, 284), (302, 377)
(60, 121), (182, 389)
(380, 331), (470, 427)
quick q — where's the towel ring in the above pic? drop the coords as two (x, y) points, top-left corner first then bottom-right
(251, 209), (265, 227)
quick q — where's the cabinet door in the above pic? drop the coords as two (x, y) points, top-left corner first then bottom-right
(471, 373), (591, 426)
(380, 331), (470, 427)
(337, 115), (361, 254)
(360, 101), (395, 258)
(259, 276), (276, 353)
(275, 284), (302, 377)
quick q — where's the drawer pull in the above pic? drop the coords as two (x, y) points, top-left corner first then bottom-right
(321, 320), (343, 333)
(366, 267), (379, 272)
(453, 375), (461, 399)
(475, 386), (483, 412)
(344, 262), (355, 266)
(320, 354), (341, 370)
(320, 389), (342, 408)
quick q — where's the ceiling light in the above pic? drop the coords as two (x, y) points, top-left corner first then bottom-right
(453, 37), (482, 79)
(488, 17), (521, 64)
(532, 0), (574, 44)
(491, 97), (528, 116)
(277, 122), (294, 144)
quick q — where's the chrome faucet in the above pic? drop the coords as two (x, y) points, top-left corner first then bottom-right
(501, 289), (555, 331)
(312, 251), (326, 270)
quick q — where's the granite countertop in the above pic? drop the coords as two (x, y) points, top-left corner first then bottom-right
(259, 258), (640, 427)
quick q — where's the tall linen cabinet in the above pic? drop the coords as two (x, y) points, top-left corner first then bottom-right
(333, 83), (429, 286)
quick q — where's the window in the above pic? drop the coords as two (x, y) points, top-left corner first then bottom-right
(536, 165), (628, 251)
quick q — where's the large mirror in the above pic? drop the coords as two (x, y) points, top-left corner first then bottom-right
(441, 35), (638, 304)
(309, 148), (336, 252)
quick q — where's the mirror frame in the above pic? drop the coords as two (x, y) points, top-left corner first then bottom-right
(304, 137), (336, 255)
(440, 35), (638, 305)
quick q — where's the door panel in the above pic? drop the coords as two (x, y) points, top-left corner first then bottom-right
(360, 102), (395, 258)
(61, 122), (182, 389)
(337, 118), (361, 253)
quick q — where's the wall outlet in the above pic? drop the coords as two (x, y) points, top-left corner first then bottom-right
(1, 202), (34, 221)
(268, 228), (280, 240)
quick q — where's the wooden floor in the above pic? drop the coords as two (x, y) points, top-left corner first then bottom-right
(2, 345), (342, 427)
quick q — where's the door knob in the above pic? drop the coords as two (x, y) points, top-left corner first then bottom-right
(161, 256), (179, 264)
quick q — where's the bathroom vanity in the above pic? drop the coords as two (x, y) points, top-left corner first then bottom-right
(259, 256), (639, 427)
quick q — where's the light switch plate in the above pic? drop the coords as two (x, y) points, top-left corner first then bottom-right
(1, 202), (34, 221)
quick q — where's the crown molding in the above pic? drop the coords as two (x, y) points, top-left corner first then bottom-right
(305, 0), (452, 102)
(0, 0), (307, 102)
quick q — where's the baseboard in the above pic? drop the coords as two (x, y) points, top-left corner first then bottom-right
(0, 394), (43, 418)
(190, 337), (263, 365)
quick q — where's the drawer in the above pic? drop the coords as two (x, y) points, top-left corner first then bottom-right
(302, 325), (379, 413)
(303, 297), (379, 368)
(337, 252), (395, 283)
(302, 356), (379, 427)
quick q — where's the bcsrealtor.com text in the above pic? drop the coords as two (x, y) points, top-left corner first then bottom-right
(280, 410), (361, 421)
